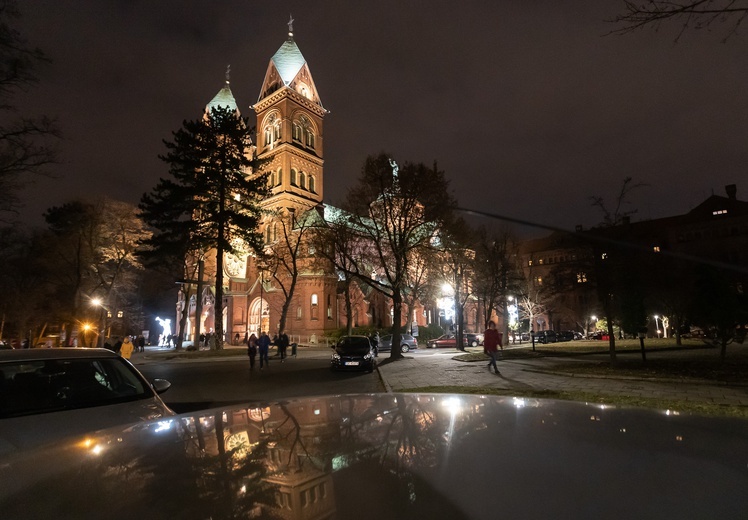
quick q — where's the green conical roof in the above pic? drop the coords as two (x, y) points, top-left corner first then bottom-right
(271, 38), (306, 86)
(207, 82), (238, 112)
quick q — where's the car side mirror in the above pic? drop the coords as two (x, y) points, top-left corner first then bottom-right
(151, 378), (171, 394)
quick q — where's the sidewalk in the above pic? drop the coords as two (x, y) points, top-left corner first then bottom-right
(376, 349), (748, 407)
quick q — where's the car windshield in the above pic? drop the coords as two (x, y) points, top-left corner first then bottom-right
(335, 338), (371, 356)
(0, 357), (151, 418)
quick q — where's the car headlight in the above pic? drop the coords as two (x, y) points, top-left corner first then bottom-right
(332, 353), (340, 360)
(364, 353), (373, 360)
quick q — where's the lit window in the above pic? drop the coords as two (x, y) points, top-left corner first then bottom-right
(653, 246), (661, 253)
(311, 294), (318, 306)
(601, 252), (608, 260)
(713, 209), (728, 216)
(264, 113), (281, 147)
(528, 260), (533, 266)
(535, 276), (543, 285)
(117, 311), (124, 318)
(577, 272), (587, 283)
(538, 259), (544, 265)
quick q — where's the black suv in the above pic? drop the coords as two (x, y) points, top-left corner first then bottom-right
(534, 330), (557, 344)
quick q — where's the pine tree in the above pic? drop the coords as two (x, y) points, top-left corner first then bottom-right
(139, 105), (269, 349)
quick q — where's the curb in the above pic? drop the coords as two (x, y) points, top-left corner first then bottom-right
(376, 362), (393, 393)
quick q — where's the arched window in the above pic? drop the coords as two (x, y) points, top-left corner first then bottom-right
(265, 225), (271, 243)
(298, 171), (306, 190)
(311, 294), (318, 306)
(311, 293), (319, 320)
(264, 113), (281, 148)
(308, 175), (316, 194)
(275, 168), (282, 186)
(296, 306), (302, 319)
(290, 169), (297, 186)
(294, 115), (315, 150)
(327, 294), (332, 320)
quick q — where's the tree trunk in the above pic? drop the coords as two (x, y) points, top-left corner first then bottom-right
(604, 297), (617, 366)
(277, 271), (298, 335)
(214, 249), (225, 350)
(389, 289), (404, 360)
(344, 281), (353, 336)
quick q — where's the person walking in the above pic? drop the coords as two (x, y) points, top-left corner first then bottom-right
(258, 331), (271, 369)
(247, 333), (258, 370)
(483, 321), (502, 375)
(120, 336), (134, 360)
(277, 330), (289, 362)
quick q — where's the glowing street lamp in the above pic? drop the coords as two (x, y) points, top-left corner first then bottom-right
(654, 315), (661, 337)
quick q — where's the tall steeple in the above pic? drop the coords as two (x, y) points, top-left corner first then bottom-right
(206, 64), (239, 115)
(254, 20), (326, 208)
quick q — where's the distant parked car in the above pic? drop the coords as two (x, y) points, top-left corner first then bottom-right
(427, 334), (468, 349)
(377, 334), (418, 354)
(465, 333), (484, 347)
(534, 330), (557, 344)
(331, 336), (376, 372)
(556, 331), (576, 342)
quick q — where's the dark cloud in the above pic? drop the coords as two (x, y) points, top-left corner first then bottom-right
(16, 1), (748, 232)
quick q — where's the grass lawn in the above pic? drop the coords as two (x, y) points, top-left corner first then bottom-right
(456, 339), (748, 382)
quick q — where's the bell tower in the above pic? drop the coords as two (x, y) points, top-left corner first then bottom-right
(254, 19), (326, 211)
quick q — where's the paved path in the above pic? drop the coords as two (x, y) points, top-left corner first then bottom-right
(377, 349), (748, 407)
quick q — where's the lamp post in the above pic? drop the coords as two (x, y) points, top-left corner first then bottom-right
(654, 315), (661, 338)
(91, 298), (107, 348)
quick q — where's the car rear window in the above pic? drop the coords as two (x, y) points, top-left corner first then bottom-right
(0, 358), (151, 418)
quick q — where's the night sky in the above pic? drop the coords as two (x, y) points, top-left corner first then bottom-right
(16, 1), (748, 234)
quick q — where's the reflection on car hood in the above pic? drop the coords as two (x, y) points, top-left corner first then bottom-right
(1, 394), (747, 519)
(0, 397), (173, 456)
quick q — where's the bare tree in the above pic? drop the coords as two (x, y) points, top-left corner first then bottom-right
(0, 0), (59, 218)
(336, 154), (455, 360)
(264, 204), (318, 334)
(611, 1), (748, 40)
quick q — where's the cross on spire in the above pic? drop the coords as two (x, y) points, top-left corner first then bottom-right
(225, 64), (231, 84)
(288, 14), (294, 38)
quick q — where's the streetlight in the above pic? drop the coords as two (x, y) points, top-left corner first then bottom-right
(82, 323), (92, 348)
(91, 298), (108, 348)
(654, 315), (661, 338)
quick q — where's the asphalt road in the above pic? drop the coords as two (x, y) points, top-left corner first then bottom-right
(137, 351), (385, 414)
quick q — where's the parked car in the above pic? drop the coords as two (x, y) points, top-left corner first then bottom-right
(0, 348), (173, 454)
(427, 334), (468, 349)
(465, 333), (484, 347)
(556, 331), (575, 342)
(377, 334), (418, 353)
(2, 395), (745, 519)
(534, 330), (557, 344)
(331, 336), (376, 372)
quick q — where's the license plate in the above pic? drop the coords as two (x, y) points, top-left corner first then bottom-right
(344, 361), (359, 366)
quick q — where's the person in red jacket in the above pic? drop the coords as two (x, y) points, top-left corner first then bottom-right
(483, 321), (502, 375)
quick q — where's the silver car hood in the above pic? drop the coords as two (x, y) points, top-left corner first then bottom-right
(1, 394), (746, 519)
(0, 396), (173, 456)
